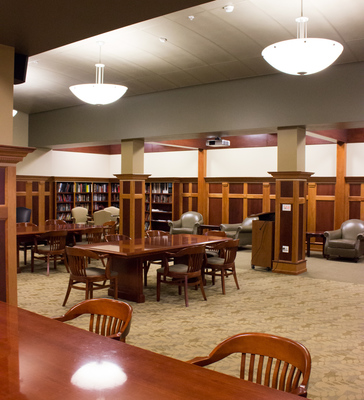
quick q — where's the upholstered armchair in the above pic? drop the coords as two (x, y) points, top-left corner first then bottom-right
(71, 206), (90, 224)
(104, 206), (120, 222)
(168, 211), (203, 235)
(324, 219), (364, 261)
(91, 210), (113, 226)
(220, 216), (258, 247)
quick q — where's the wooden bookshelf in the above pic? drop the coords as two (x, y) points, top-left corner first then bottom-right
(111, 182), (120, 207)
(93, 182), (109, 211)
(147, 181), (173, 231)
(56, 181), (74, 220)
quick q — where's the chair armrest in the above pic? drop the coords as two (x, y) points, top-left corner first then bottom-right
(186, 356), (208, 365)
(357, 232), (364, 240)
(324, 229), (341, 240)
(290, 385), (307, 397)
(71, 217), (76, 223)
(168, 219), (182, 228)
(220, 223), (241, 232)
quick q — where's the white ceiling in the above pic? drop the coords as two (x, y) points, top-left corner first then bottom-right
(13, 0), (364, 115)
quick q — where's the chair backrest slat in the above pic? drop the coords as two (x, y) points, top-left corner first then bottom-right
(264, 357), (273, 386)
(256, 355), (265, 385)
(271, 359), (281, 389)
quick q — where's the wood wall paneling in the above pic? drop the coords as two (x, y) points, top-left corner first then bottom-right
(209, 198), (222, 225)
(229, 198), (244, 223)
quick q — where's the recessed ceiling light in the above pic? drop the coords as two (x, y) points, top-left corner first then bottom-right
(188, 15), (195, 21)
(159, 37), (167, 43)
(223, 5), (234, 13)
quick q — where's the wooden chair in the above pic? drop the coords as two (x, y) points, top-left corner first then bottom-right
(204, 231), (227, 258)
(31, 230), (68, 275)
(85, 227), (104, 243)
(54, 298), (132, 342)
(157, 245), (206, 307)
(105, 234), (131, 242)
(144, 230), (170, 286)
(187, 332), (311, 397)
(62, 246), (118, 306)
(45, 219), (67, 226)
(204, 239), (240, 294)
(17, 222), (37, 265)
(102, 221), (117, 240)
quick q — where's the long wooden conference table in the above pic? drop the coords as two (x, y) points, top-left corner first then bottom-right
(0, 301), (307, 400)
(79, 234), (228, 303)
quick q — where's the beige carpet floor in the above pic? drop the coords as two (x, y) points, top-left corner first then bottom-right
(17, 250), (364, 400)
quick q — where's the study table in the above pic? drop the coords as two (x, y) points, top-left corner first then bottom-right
(16, 223), (102, 272)
(0, 301), (307, 400)
(78, 234), (229, 303)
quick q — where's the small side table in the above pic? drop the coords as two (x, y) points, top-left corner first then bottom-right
(306, 232), (326, 257)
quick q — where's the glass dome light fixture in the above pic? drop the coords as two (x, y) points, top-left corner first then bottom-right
(261, 0), (343, 76)
(70, 41), (128, 105)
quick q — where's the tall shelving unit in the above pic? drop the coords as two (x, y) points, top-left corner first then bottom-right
(56, 182), (74, 220)
(74, 182), (92, 212)
(145, 182), (151, 231)
(149, 182), (173, 231)
(93, 182), (109, 211)
(111, 182), (120, 208)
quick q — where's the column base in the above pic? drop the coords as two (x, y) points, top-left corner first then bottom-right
(272, 260), (307, 275)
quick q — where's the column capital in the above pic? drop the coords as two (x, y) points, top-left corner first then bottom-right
(114, 173), (151, 181)
(269, 171), (313, 180)
(0, 145), (35, 166)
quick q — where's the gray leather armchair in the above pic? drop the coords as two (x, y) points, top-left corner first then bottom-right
(220, 216), (258, 247)
(168, 211), (203, 235)
(324, 219), (364, 261)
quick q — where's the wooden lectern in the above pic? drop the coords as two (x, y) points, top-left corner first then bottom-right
(251, 212), (275, 270)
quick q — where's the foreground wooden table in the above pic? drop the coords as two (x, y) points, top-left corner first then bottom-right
(80, 234), (228, 303)
(0, 302), (305, 400)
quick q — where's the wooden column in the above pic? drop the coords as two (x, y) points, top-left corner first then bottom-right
(270, 171), (312, 275)
(0, 146), (34, 305)
(334, 142), (346, 229)
(270, 126), (312, 275)
(198, 149), (207, 220)
(114, 174), (150, 240)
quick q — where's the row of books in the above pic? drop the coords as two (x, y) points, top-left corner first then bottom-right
(93, 183), (108, 193)
(152, 195), (172, 203)
(56, 212), (72, 220)
(75, 183), (92, 193)
(57, 182), (73, 193)
(57, 194), (73, 202)
(146, 182), (173, 194)
(57, 204), (72, 211)
(75, 194), (91, 201)
(111, 184), (120, 193)
(75, 202), (90, 210)
(93, 194), (108, 201)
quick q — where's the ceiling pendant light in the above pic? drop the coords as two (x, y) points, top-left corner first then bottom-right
(70, 41), (128, 105)
(262, 0), (343, 76)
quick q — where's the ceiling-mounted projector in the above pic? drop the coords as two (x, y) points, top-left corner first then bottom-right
(206, 137), (230, 147)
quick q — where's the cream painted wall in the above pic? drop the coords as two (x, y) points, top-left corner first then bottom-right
(305, 144), (336, 177)
(347, 143), (364, 176)
(14, 144), (358, 178)
(12, 111), (29, 147)
(207, 147), (277, 177)
(145, 151), (198, 178)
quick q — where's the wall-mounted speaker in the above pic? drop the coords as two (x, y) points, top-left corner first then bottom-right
(14, 53), (28, 85)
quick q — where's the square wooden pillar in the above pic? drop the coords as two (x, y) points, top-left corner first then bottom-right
(269, 171), (313, 275)
(0, 145), (34, 305)
(114, 174), (150, 240)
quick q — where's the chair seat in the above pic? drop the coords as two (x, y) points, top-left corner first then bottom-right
(170, 228), (194, 234)
(206, 257), (224, 266)
(157, 264), (188, 275)
(84, 267), (118, 278)
(329, 239), (356, 249)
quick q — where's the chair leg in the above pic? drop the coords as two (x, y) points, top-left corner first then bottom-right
(184, 276), (189, 307)
(62, 279), (73, 306)
(46, 255), (50, 276)
(31, 249), (35, 273)
(221, 269), (226, 295)
(232, 265), (240, 290)
(156, 273), (161, 302)
(199, 277), (207, 301)
(144, 261), (150, 287)
(24, 246), (27, 265)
